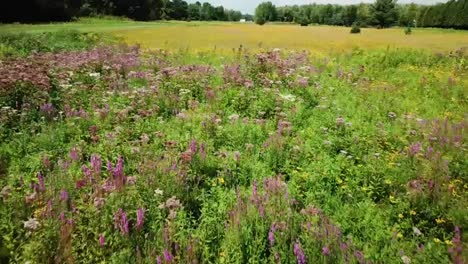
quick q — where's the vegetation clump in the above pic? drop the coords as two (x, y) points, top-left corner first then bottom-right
(350, 23), (361, 33)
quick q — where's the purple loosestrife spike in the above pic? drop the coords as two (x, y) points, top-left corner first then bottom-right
(82, 165), (92, 179)
(114, 157), (124, 178)
(121, 211), (129, 235)
(163, 248), (173, 262)
(293, 241), (306, 264)
(37, 172), (45, 192)
(114, 208), (129, 235)
(259, 204), (265, 218)
(99, 234), (105, 247)
(107, 160), (113, 174)
(354, 250), (365, 264)
(189, 139), (197, 153)
(90, 154), (102, 175)
(136, 208), (145, 230)
(200, 143), (206, 159)
(322, 246), (330, 256)
(157, 256), (162, 264)
(69, 147), (79, 161)
(340, 242), (348, 252)
(59, 189), (68, 201)
(252, 180), (258, 205)
(408, 142), (422, 157)
(268, 225), (275, 247)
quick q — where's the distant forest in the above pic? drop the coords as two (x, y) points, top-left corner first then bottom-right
(1, 0), (467, 30)
(0, 0), (247, 23)
(256, 0), (468, 29)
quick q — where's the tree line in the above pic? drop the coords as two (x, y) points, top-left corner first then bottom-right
(255, 0), (468, 29)
(0, 0), (247, 23)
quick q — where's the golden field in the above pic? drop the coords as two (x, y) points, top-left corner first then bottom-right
(114, 22), (468, 53)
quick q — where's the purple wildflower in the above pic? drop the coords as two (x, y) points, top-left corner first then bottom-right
(136, 208), (145, 230)
(340, 242), (348, 252)
(37, 172), (45, 192)
(199, 143), (206, 159)
(190, 139), (197, 153)
(114, 208), (129, 235)
(293, 241), (306, 264)
(252, 180), (259, 205)
(297, 76), (309, 87)
(322, 246), (330, 256)
(107, 160), (113, 174)
(69, 147), (79, 161)
(90, 154), (102, 175)
(82, 165), (92, 179)
(99, 234), (105, 247)
(259, 204), (265, 218)
(408, 142), (422, 157)
(59, 189), (68, 202)
(354, 250), (365, 264)
(157, 256), (162, 264)
(268, 224), (275, 247)
(163, 248), (173, 262)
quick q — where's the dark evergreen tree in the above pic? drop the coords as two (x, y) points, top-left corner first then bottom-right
(370, 0), (398, 28)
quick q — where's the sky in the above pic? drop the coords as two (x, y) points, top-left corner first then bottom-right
(186, 1), (449, 14)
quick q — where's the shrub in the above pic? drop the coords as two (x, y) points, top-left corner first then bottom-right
(350, 23), (361, 34)
(405, 26), (412, 35)
(255, 16), (266, 25)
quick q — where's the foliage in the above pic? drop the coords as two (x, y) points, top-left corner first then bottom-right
(256, 0), (468, 29)
(350, 23), (361, 34)
(370, 0), (398, 28)
(255, 2), (277, 25)
(405, 26), (412, 35)
(0, 0), (247, 23)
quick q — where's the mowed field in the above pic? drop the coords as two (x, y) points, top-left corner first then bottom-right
(2, 19), (468, 53)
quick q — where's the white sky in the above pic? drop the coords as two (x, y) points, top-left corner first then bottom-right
(187, 1), (448, 14)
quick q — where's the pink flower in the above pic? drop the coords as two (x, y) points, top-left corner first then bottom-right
(136, 208), (145, 230)
(99, 234), (105, 247)
(293, 241), (306, 264)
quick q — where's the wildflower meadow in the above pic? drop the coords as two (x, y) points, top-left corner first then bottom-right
(0, 28), (466, 263)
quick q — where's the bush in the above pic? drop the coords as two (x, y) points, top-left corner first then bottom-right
(255, 16), (266, 25)
(350, 23), (361, 34)
(405, 26), (412, 35)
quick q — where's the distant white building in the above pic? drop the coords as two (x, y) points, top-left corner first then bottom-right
(240, 19), (246, 23)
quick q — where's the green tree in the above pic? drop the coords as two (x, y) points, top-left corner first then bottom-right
(254, 1), (277, 25)
(356, 3), (371, 26)
(188, 2), (201, 21)
(370, 0), (398, 28)
(343, 5), (358, 26)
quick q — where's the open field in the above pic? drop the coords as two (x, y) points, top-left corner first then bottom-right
(0, 22), (467, 263)
(2, 19), (468, 53)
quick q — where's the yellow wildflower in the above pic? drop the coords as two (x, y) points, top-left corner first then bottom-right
(435, 218), (446, 224)
(445, 240), (453, 246)
(397, 233), (403, 238)
(410, 210), (416, 216)
(433, 238), (441, 243)
(398, 214), (404, 219)
(218, 177), (225, 184)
